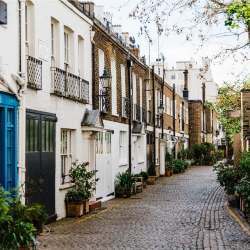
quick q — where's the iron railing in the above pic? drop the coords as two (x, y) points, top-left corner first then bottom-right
(147, 110), (151, 124)
(133, 104), (140, 122)
(141, 107), (146, 123)
(27, 56), (42, 90)
(51, 68), (89, 103)
(67, 0), (94, 18)
(98, 89), (110, 113)
(122, 97), (130, 118)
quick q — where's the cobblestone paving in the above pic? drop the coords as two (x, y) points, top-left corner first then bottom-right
(37, 166), (250, 249)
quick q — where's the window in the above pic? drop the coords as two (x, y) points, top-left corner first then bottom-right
(201, 112), (203, 131)
(171, 73), (175, 79)
(96, 132), (112, 155)
(51, 23), (54, 57)
(186, 108), (188, 124)
(121, 64), (126, 98)
(163, 94), (165, 113)
(171, 100), (173, 116)
(178, 73), (183, 79)
(25, 5), (28, 42)
(78, 36), (84, 77)
(133, 73), (137, 104)
(26, 118), (39, 152)
(158, 68), (160, 75)
(119, 131), (127, 164)
(167, 97), (170, 115)
(182, 104), (185, 123)
(64, 32), (69, 68)
(180, 104), (182, 122)
(61, 130), (72, 178)
(111, 59), (117, 115)
(180, 85), (184, 92)
(175, 100), (177, 119)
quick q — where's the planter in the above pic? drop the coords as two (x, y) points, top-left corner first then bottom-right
(19, 246), (27, 250)
(66, 202), (84, 217)
(196, 163), (199, 166)
(84, 199), (90, 214)
(227, 194), (236, 205)
(209, 162), (212, 166)
(115, 188), (131, 198)
(148, 176), (156, 185)
(33, 220), (43, 235)
(170, 170), (173, 176)
(166, 170), (171, 177)
(142, 180), (148, 188)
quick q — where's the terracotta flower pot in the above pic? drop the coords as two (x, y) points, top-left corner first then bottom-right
(148, 176), (156, 185)
(142, 180), (148, 188)
(66, 202), (84, 217)
(166, 170), (171, 177)
(209, 162), (212, 166)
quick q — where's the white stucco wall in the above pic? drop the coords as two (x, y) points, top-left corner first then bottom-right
(24, 0), (93, 219)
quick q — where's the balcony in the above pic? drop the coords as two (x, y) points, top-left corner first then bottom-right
(51, 68), (89, 103)
(122, 97), (130, 118)
(141, 107), (146, 123)
(147, 110), (151, 124)
(133, 104), (140, 122)
(98, 89), (110, 113)
(27, 56), (42, 90)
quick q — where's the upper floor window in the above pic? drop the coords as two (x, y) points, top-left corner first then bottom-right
(178, 73), (183, 79)
(64, 32), (69, 67)
(111, 59), (117, 115)
(171, 73), (175, 79)
(51, 23), (54, 57)
(167, 97), (170, 115)
(121, 64), (126, 98)
(180, 85), (184, 92)
(25, 5), (28, 42)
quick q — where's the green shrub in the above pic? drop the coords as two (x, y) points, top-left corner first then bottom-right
(165, 149), (174, 161)
(147, 162), (156, 176)
(178, 145), (188, 160)
(236, 177), (250, 212)
(115, 172), (135, 189)
(140, 171), (148, 180)
(216, 150), (224, 158)
(172, 159), (185, 173)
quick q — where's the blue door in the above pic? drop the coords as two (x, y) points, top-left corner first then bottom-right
(0, 92), (19, 191)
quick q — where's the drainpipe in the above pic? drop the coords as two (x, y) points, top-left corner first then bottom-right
(173, 84), (176, 158)
(92, 43), (95, 110)
(19, 0), (27, 194)
(127, 54), (132, 172)
(152, 66), (156, 165)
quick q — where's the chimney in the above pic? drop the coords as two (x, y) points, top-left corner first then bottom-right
(140, 56), (146, 64)
(183, 69), (189, 102)
(128, 47), (140, 59)
(82, 1), (94, 17)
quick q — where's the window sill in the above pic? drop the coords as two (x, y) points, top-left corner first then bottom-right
(112, 113), (119, 117)
(59, 183), (75, 190)
(119, 162), (128, 167)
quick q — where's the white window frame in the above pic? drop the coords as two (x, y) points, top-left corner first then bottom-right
(25, 5), (28, 43)
(119, 131), (127, 165)
(121, 64), (126, 98)
(96, 131), (112, 155)
(61, 130), (73, 181)
(163, 94), (165, 113)
(64, 32), (69, 65)
(167, 97), (170, 115)
(186, 108), (188, 124)
(175, 100), (177, 119)
(171, 72), (175, 79)
(111, 58), (117, 115)
(51, 23), (54, 57)
(180, 104), (182, 122)
(201, 111), (203, 131)
(178, 72), (183, 80)
(171, 100), (173, 116)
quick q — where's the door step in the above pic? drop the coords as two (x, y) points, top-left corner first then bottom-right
(89, 201), (102, 211)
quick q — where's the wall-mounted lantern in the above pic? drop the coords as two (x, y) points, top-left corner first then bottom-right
(158, 103), (164, 115)
(99, 67), (111, 89)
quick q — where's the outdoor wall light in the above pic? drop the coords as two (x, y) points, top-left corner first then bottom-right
(158, 103), (164, 115)
(99, 67), (112, 88)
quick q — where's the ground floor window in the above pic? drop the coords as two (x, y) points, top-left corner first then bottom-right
(96, 131), (112, 155)
(119, 131), (127, 164)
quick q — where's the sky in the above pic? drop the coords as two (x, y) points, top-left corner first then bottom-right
(93, 0), (250, 87)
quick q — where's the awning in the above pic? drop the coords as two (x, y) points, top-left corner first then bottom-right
(132, 122), (145, 134)
(171, 135), (179, 142)
(81, 109), (103, 130)
(180, 136), (187, 143)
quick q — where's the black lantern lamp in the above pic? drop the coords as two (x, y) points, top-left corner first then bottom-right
(99, 67), (112, 88)
(158, 103), (164, 115)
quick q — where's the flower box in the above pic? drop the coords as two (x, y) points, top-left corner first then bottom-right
(66, 202), (84, 217)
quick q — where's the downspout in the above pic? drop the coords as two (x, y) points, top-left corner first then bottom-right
(92, 43), (95, 110)
(152, 66), (156, 165)
(173, 84), (176, 158)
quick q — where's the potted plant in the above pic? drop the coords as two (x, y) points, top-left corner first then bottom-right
(217, 150), (224, 161)
(147, 162), (157, 185)
(115, 172), (135, 198)
(66, 161), (99, 217)
(140, 171), (148, 188)
(173, 159), (185, 174)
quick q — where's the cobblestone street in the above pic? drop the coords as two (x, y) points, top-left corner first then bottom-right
(37, 166), (250, 249)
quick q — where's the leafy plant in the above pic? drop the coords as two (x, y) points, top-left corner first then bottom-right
(165, 149), (174, 162)
(178, 145), (188, 160)
(140, 171), (148, 181)
(68, 160), (99, 200)
(172, 159), (185, 173)
(65, 189), (86, 202)
(115, 172), (135, 189)
(236, 177), (250, 213)
(217, 150), (224, 159)
(147, 162), (156, 176)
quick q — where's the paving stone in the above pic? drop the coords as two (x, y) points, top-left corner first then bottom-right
(36, 166), (250, 249)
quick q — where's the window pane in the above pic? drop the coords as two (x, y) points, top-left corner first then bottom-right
(30, 119), (34, 152)
(50, 122), (53, 151)
(7, 110), (11, 123)
(61, 155), (65, 177)
(26, 119), (29, 152)
(8, 165), (11, 180)
(8, 130), (11, 147)
(8, 148), (11, 163)
(69, 131), (71, 154)
(42, 121), (45, 151)
(7, 182), (11, 192)
(34, 120), (38, 152)
(46, 121), (49, 151)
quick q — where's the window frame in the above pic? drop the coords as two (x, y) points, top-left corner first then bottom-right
(64, 31), (69, 66)
(51, 23), (54, 57)
(171, 72), (175, 79)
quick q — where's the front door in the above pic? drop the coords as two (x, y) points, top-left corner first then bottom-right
(26, 110), (56, 217)
(96, 131), (112, 200)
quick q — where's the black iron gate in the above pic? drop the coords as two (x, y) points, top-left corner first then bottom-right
(26, 110), (57, 217)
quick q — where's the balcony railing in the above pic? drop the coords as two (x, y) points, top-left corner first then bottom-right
(133, 104), (140, 122)
(122, 97), (130, 118)
(141, 107), (146, 123)
(156, 114), (161, 127)
(147, 110), (151, 124)
(51, 68), (89, 103)
(27, 56), (42, 90)
(99, 89), (110, 113)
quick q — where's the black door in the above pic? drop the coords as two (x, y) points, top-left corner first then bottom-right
(26, 110), (56, 217)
